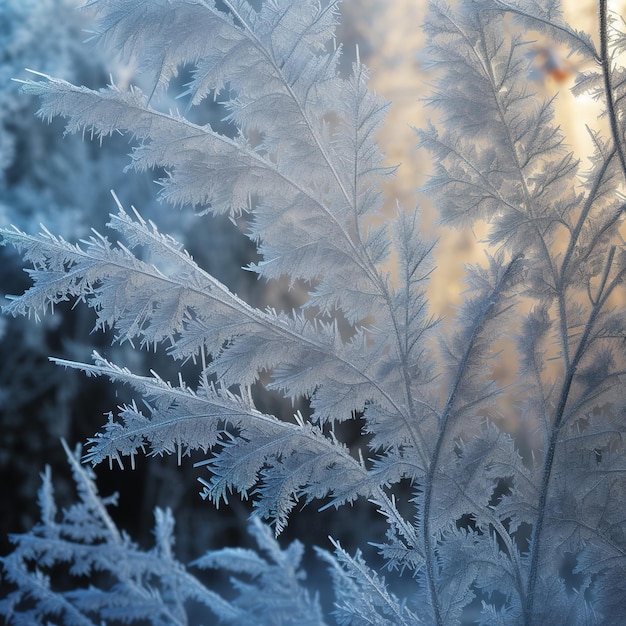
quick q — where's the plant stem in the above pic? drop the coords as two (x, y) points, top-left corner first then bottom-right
(600, 0), (626, 178)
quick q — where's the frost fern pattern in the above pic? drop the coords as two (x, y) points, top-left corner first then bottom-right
(2, 1), (626, 624)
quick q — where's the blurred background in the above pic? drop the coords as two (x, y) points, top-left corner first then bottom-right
(343, 0), (611, 313)
(0, 0), (617, 611)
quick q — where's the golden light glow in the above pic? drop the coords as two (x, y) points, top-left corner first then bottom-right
(346, 0), (626, 317)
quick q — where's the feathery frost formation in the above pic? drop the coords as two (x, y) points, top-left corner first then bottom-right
(2, 1), (626, 624)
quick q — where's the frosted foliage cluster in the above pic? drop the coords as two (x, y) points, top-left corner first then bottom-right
(2, 1), (626, 624)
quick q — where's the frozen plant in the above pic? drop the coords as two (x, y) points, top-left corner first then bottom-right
(2, 0), (626, 624)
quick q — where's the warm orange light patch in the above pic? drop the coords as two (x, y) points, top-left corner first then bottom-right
(529, 45), (578, 86)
